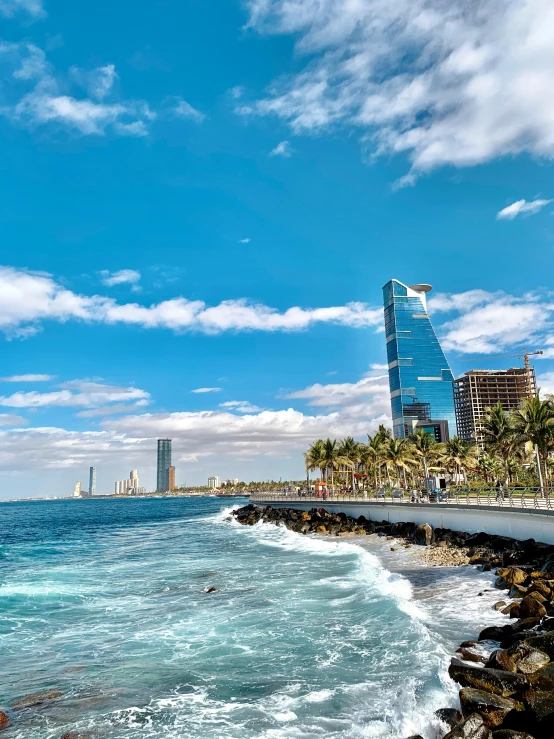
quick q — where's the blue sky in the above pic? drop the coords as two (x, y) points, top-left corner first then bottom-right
(1, 0), (554, 497)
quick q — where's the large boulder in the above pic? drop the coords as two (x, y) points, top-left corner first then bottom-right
(486, 650), (518, 673)
(444, 713), (492, 739)
(0, 712), (8, 730)
(519, 595), (547, 620)
(507, 643), (550, 675)
(436, 707), (463, 728)
(415, 523), (433, 546)
(497, 569), (528, 588)
(525, 632), (554, 660)
(520, 686), (554, 733)
(448, 659), (528, 697)
(459, 688), (521, 728)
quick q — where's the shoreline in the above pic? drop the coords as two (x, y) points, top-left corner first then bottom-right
(231, 504), (554, 739)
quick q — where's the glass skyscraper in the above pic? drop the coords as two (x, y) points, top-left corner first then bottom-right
(156, 439), (172, 492)
(383, 279), (457, 439)
(88, 466), (96, 497)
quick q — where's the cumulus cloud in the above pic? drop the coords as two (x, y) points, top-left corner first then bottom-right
(172, 97), (206, 122)
(1, 374), (53, 382)
(269, 140), (292, 157)
(0, 413), (28, 427)
(219, 400), (264, 413)
(245, 0), (554, 179)
(496, 199), (552, 220)
(0, 43), (155, 137)
(0, 380), (149, 409)
(0, 0), (44, 17)
(191, 387), (222, 394)
(100, 269), (141, 287)
(429, 289), (554, 354)
(238, 238), (251, 244)
(0, 265), (382, 337)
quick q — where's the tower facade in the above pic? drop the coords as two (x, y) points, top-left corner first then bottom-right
(156, 439), (172, 492)
(383, 279), (457, 439)
(89, 466), (96, 497)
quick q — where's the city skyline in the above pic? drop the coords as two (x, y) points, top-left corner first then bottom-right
(2, 1), (554, 497)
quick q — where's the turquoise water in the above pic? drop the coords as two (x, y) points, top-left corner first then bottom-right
(0, 498), (506, 738)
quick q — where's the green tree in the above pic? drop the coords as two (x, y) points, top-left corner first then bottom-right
(480, 402), (516, 487)
(409, 427), (440, 481)
(512, 396), (554, 492)
(339, 436), (363, 492)
(304, 439), (326, 483)
(321, 438), (352, 492)
(443, 437), (478, 484)
(383, 437), (414, 488)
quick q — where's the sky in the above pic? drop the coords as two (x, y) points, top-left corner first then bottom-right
(1, 0), (554, 497)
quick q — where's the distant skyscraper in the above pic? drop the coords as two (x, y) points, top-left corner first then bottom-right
(89, 466), (96, 497)
(383, 279), (457, 440)
(157, 439), (172, 492)
(74, 481), (82, 497)
(208, 476), (220, 489)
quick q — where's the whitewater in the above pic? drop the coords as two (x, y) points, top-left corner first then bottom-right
(0, 497), (507, 738)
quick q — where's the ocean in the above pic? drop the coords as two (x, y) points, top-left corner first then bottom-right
(0, 497), (507, 738)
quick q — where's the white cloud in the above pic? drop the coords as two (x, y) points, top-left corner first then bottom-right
(0, 0), (44, 18)
(172, 97), (206, 123)
(0, 380), (150, 409)
(1, 43), (155, 137)
(430, 289), (554, 354)
(75, 402), (149, 418)
(1, 374), (53, 382)
(0, 265), (382, 337)
(238, 238), (251, 244)
(100, 269), (141, 287)
(191, 387), (222, 394)
(245, 0), (554, 179)
(219, 400), (264, 413)
(496, 199), (552, 220)
(0, 413), (28, 427)
(269, 140), (292, 157)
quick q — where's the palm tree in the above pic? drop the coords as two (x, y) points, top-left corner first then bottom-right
(364, 433), (384, 488)
(339, 436), (362, 492)
(512, 396), (554, 492)
(321, 438), (352, 493)
(304, 439), (326, 483)
(409, 427), (438, 481)
(443, 437), (478, 485)
(480, 402), (515, 487)
(382, 437), (414, 488)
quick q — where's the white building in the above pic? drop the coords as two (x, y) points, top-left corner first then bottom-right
(73, 481), (82, 497)
(208, 476), (220, 489)
(115, 470), (141, 495)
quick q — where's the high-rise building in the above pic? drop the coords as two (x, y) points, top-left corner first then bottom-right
(157, 439), (172, 492)
(208, 476), (220, 489)
(383, 279), (457, 439)
(454, 367), (537, 447)
(89, 467), (96, 497)
(74, 481), (82, 497)
(168, 466), (175, 491)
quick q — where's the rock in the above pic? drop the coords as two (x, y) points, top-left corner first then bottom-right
(459, 688), (521, 728)
(415, 523), (433, 546)
(12, 689), (62, 709)
(525, 631), (554, 660)
(0, 712), (8, 730)
(458, 648), (487, 664)
(509, 585), (528, 599)
(494, 602), (508, 611)
(449, 659), (528, 697)
(529, 581), (553, 599)
(404, 735), (423, 739)
(479, 625), (514, 642)
(435, 707), (463, 728)
(497, 568), (529, 587)
(540, 554), (554, 578)
(315, 525), (327, 534)
(61, 733), (92, 739)
(438, 540), (449, 548)
(444, 712), (492, 739)
(502, 603), (521, 619)
(486, 650), (518, 673)
(507, 643), (550, 675)
(521, 686), (554, 724)
(205, 586), (217, 593)
(519, 596), (547, 620)
(528, 591), (547, 604)
(492, 731), (535, 739)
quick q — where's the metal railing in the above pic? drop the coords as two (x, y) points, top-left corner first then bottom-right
(248, 486), (554, 511)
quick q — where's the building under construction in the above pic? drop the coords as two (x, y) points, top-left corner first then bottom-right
(454, 365), (537, 447)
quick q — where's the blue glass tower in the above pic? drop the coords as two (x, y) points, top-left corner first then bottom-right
(383, 279), (457, 439)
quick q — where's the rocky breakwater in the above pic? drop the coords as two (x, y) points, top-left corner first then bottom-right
(231, 505), (554, 739)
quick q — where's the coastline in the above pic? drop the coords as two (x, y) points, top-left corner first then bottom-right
(231, 504), (554, 739)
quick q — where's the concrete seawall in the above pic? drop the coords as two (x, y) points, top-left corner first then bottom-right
(252, 499), (554, 545)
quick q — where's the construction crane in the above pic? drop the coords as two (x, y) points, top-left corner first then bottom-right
(459, 350), (543, 369)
